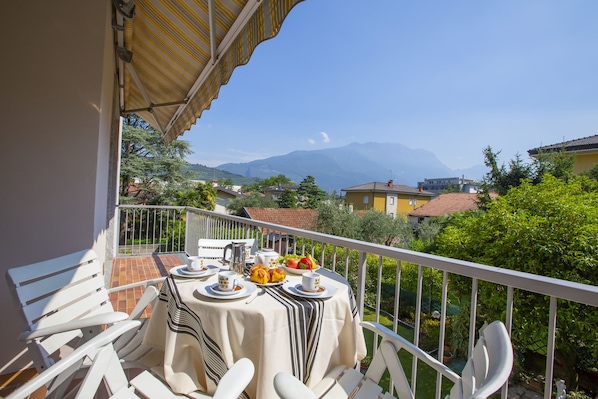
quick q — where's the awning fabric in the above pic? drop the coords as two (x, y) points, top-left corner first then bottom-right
(114, 0), (304, 145)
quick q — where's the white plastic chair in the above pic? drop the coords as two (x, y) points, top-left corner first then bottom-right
(273, 320), (513, 399)
(197, 238), (256, 261)
(5, 249), (165, 372)
(5, 320), (255, 399)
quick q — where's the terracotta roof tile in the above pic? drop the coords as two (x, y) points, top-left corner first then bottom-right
(243, 207), (317, 230)
(408, 193), (496, 217)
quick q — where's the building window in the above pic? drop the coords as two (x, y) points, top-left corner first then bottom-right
(389, 197), (395, 205)
(363, 195), (369, 204)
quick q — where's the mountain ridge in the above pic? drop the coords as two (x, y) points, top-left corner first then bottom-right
(214, 142), (486, 192)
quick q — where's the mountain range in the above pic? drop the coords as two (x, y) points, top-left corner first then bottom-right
(215, 142), (487, 193)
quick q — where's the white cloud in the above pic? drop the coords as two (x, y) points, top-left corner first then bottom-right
(308, 138), (316, 145)
(320, 131), (330, 143)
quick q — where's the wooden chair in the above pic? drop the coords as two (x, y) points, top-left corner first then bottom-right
(273, 320), (513, 399)
(197, 238), (257, 261)
(5, 249), (165, 372)
(5, 321), (255, 399)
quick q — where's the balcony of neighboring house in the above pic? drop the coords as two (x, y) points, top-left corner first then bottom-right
(97, 205), (598, 399)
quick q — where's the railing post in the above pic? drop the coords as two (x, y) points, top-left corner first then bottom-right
(356, 251), (367, 321)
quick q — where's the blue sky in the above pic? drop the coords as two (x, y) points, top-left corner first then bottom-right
(184, 1), (598, 171)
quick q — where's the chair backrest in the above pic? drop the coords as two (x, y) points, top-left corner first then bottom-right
(6, 249), (115, 371)
(198, 238), (257, 260)
(452, 320), (514, 399)
(361, 320), (512, 399)
(5, 321), (142, 399)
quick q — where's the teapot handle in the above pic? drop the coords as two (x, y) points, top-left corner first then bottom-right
(222, 243), (232, 263)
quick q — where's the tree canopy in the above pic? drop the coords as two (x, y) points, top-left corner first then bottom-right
(478, 146), (575, 206)
(297, 175), (327, 209)
(436, 175), (598, 388)
(120, 114), (192, 204)
(241, 174), (295, 194)
(276, 189), (298, 208)
(225, 193), (278, 215)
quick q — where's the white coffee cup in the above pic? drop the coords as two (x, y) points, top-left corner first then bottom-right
(302, 272), (320, 292)
(186, 256), (204, 271)
(218, 270), (239, 292)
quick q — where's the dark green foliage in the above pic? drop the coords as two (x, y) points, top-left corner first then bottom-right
(172, 182), (216, 210)
(276, 189), (298, 208)
(297, 175), (327, 209)
(436, 175), (598, 389)
(225, 193), (278, 215)
(120, 114), (192, 204)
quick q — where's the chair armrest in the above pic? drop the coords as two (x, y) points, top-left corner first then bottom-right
(19, 312), (129, 341)
(273, 372), (318, 399)
(361, 321), (460, 383)
(7, 320), (142, 399)
(212, 358), (255, 399)
(107, 276), (166, 294)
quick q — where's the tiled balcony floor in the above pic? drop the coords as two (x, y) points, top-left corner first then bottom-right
(108, 254), (184, 315)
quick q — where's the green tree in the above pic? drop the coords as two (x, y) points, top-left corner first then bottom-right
(225, 193), (278, 215)
(358, 210), (413, 247)
(531, 148), (575, 183)
(297, 175), (327, 209)
(436, 175), (598, 389)
(120, 114), (192, 204)
(218, 178), (234, 190)
(410, 217), (448, 253)
(243, 174), (295, 193)
(173, 182), (216, 210)
(315, 203), (360, 239)
(479, 146), (532, 200)
(277, 189), (298, 208)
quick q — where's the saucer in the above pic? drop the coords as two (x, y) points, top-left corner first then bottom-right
(171, 265), (219, 279)
(281, 281), (337, 299)
(180, 266), (209, 275)
(209, 283), (245, 296)
(295, 284), (326, 296)
(196, 281), (256, 300)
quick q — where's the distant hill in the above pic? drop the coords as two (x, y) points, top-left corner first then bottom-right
(184, 164), (260, 186)
(216, 142), (486, 193)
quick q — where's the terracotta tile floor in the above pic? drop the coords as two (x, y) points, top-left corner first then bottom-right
(108, 254), (184, 315)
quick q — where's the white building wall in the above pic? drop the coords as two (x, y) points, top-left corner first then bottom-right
(386, 194), (398, 217)
(0, 0), (115, 372)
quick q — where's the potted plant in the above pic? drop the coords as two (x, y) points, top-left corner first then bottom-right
(442, 349), (453, 364)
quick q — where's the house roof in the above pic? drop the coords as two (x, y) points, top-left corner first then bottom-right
(342, 181), (434, 197)
(264, 185), (299, 192)
(528, 134), (598, 156)
(408, 193), (495, 217)
(243, 207), (317, 230)
(214, 186), (244, 198)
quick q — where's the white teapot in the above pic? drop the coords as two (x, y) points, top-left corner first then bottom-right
(255, 248), (279, 267)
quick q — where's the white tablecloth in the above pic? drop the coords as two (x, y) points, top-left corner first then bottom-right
(142, 268), (367, 399)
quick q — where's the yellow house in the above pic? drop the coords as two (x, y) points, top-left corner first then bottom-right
(342, 180), (434, 218)
(528, 134), (598, 174)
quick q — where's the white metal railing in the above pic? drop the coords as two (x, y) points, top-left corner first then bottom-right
(116, 205), (598, 399)
(117, 205), (186, 256)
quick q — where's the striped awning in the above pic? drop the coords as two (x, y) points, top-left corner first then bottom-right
(113, 0), (304, 145)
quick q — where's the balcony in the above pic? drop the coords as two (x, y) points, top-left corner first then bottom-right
(108, 205), (598, 399)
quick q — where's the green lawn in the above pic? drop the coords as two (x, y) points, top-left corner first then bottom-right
(362, 308), (454, 399)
